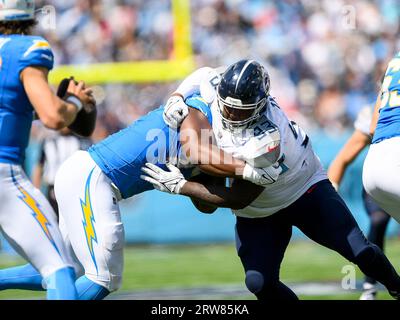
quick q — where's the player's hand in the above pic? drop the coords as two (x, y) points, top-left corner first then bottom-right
(242, 162), (283, 186)
(57, 77), (97, 137)
(66, 79), (96, 112)
(141, 162), (187, 194)
(163, 95), (189, 129)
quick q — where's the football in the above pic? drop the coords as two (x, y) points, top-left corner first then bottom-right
(57, 77), (97, 137)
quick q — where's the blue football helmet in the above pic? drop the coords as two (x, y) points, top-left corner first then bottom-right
(217, 59), (270, 130)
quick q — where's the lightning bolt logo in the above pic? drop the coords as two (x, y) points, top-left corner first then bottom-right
(23, 40), (52, 57)
(11, 167), (60, 255)
(80, 168), (98, 273)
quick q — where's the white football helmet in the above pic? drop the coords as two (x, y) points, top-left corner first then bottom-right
(0, 0), (35, 21)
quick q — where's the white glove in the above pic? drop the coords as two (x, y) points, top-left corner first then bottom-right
(163, 95), (189, 129)
(242, 163), (282, 186)
(141, 162), (187, 194)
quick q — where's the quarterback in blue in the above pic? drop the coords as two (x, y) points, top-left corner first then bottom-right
(0, 92), (275, 300)
(0, 0), (95, 299)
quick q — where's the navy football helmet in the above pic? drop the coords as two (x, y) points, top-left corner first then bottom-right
(217, 60), (270, 129)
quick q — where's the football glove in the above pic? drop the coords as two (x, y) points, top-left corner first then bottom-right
(141, 162), (187, 194)
(242, 162), (283, 186)
(163, 95), (189, 129)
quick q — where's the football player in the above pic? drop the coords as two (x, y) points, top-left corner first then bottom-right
(0, 84), (278, 298)
(328, 105), (395, 300)
(363, 52), (400, 224)
(141, 60), (400, 300)
(0, 1), (95, 299)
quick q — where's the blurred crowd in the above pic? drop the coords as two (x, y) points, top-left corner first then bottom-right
(33, 0), (400, 140)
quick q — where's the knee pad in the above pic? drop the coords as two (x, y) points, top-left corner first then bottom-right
(245, 271), (296, 300)
(245, 270), (264, 294)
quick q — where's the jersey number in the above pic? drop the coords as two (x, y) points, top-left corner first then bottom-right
(273, 121), (309, 177)
(288, 121), (309, 148)
(381, 58), (400, 109)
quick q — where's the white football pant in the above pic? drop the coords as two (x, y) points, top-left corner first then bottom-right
(0, 163), (74, 279)
(363, 136), (400, 223)
(54, 151), (125, 292)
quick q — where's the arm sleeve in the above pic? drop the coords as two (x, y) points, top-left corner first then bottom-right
(18, 37), (54, 74)
(175, 67), (216, 99)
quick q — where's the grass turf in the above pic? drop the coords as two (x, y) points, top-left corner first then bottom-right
(0, 238), (399, 300)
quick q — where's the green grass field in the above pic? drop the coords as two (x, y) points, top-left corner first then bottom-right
(1, 238), (399, 300)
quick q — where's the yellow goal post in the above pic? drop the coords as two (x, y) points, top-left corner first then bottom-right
(49, 0), (194, 85)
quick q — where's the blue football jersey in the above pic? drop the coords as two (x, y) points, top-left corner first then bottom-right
(88, 94), (212, 199)
(0, 34), (54, 164)
(373, 52), (400, 143)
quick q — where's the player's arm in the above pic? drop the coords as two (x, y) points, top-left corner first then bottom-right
(174, 67), (216, 98)
(142, 162), (264, 210)
(327, 129), (371, 189)
(21, 66), (94, 130)
(179, 107), (245, 178)
(179, 107), (282, 185)
(181, 178), (264, 210)
(163, 67), (221, 128)
(187, 173), (225, 213)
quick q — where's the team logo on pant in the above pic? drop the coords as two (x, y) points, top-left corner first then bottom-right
(11, 167), (60, 255)
(80, 168), (98, 273)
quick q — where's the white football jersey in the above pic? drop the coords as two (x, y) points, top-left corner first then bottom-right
(210, 96), (327, 218)
(177, 66), (327, 218)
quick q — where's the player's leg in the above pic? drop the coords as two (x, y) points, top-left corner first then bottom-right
(0, 260), (44, 291)
(58, 212), (85, 279)
(360, 189), (391, 300)
(0, 206), (85, 292)
(235, 213), (297, 300)
(54, 151), (125, 300)
(293, 179), (400, 298)
(0, 164), (77, 299)
(363, 137), (400, 224)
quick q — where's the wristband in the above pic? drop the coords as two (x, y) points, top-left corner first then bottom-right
(66, 95), (83, 112)
(242, 163), (253, 181)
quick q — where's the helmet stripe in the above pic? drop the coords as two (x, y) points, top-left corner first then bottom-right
(234, 59), (256, 94)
